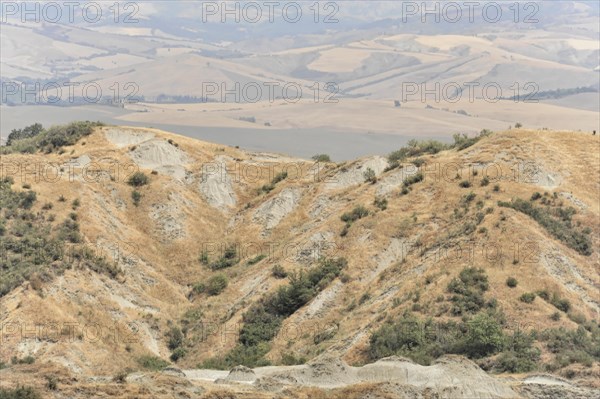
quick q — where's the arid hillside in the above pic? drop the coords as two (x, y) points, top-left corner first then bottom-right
(0, 124), (598, 398)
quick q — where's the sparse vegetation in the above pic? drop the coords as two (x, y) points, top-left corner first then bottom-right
(363, 167), (377, 184)
(312, 154), (331, 162)
(271, 265), (288, 279)
(340, 205), (369, 235)
(388, 139), (449, 165)
(446, 267), (489, 315)
(341, 206), (369, 223)
(0, 179), (119, 296)
(113, 370), (128, 384)
(131, 190), (142, 206)
(137, 355), (169, 371)
(506, 277), (518, 288)
(261, 171), (288, 193)
(45, 376), (58, 391)
(209, 245), (240, 270)
(498, 198), (592, 255)
(206, 274), (228, 296)
(127, 172), (149, 187)
(0, 386), (42, 399)
(403, 172), (424, 188)
(373, 197), (388, 211)
(206, 258), (347, 368)
(452, 129), (492, 150)
(519, 292), (536, 303)
(247, 254), (266, 265)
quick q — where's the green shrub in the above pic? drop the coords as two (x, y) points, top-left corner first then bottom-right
(481, 177), (490, 186)
(452, 130), (492, 150)
(199, 251), (209, 265)
(403, 172), (424, 188)
(539, 326), (600, 367)
(11, 356), (35, 365)
(369, 314), (463, 365)
(496, 329), (540, 373)
(312, 154), (331, 162)
(247, 254), (266, 266)
(271, 265), (288, 279)
(412, 158), (425, 167)
(493, 184), (500, 192)
(374, 197), (388, 211)
(447, 267), (489, 315)
(41, 121), (103, 150)
(506, 277), (518, 288)
(0, 386), (42, 399)
(551, 294), (571, 313)
(271, 171), (288, 184)
(359, 292), (371, 305)
(531, 192), (542, 201)
(388, 139), (449, 163)
(3, 121), (103, 154)
(261, 183), (275, 193)
(519, 293), (536, 303)
(280, 352), (307, 365)
(113, 371), (128, 384)
(166, 326), (183, 350)
(127, 172), (149, 187)
(192, 282), (205, 294)
(459, 180), (472, 188)
(223, 342), (272, 368)
(206, 274), (228, 296)
(463, 312), (505, 358)
(132, 190), (142, 206)
(550, 312), (561, 321)
(170, 347), (187, 362)
(6, 123), (44, 146)
(536, 289), (550, 301)
(209, 245), (239, 270)
(363, 168), (377, 184)
(137, 355), (169, 371)
(341, 206), (369, 223)
(45, 376), (58, 390)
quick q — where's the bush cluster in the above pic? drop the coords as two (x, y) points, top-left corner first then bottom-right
(446, 267), (489, 315)
(2, 121), (104, 154)
(205, 258), (347, 368)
